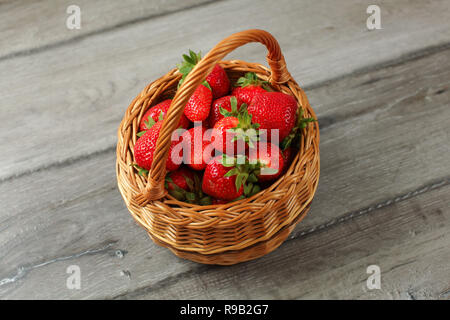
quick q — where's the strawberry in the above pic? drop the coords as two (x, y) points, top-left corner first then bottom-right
(231, 72), (269, 105)
(247, 91), (298, 142)
(202, 156), (244, 200)
(183, 84), (212, 122)
(248, 142), (284, 182)
(181, 125), (214, 171)
(165, 167), (212, 205)
(211, 103), (259, 155)
(232, 86), (266, 106)
(211, 117), (242, 156)
(177, 51), (218, 122)
(139, 99), (190, 132)
(206, 64), (231, 99)
(178, 50), (230, 99)
(134, 121), (182, 171)
(208, 95), (243, 128)
(202, 155), (261, 200)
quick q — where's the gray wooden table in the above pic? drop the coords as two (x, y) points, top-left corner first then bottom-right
(1, 0), (449, 300)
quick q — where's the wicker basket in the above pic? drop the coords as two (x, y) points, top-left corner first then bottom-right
(116, 29), (320, 265)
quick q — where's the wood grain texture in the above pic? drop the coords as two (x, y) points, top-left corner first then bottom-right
(117, 183), (450, 299)
(1, 0), (450, 181)
(1, 47), (449, 299)
(0, 0), (218, 60)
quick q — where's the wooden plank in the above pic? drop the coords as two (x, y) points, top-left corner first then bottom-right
(1, 0), (450, 180)
(119, 182), (450, 299)
(0, 0), (217, 60)
(0, 47), (449, 299)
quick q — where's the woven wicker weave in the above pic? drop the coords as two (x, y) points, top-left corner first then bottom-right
(116, 29), (320, 265)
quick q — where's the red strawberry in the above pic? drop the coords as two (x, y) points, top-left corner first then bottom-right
(206, 64), (230, 99)
(249, 142), (284, 182)
(139, 99), (190, 132)
(181, 126), (214, 171)
(183, 84), (212, 122)
(203, 155), (262, 200)
(232, 86), (266, 105)
(178, 50), (230, 100)
(211, 116), (239, 155)
(177, 51), (216, 122)
(231, 72), (268, 105)
(247, 92), (298, 142)
(208, 95), (243, 128)
(134, 121), (182, 171)
(202, 156), (244, 200)
(211, 105), (259, 156)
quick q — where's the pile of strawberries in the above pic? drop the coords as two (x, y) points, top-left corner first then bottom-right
(133, 50), (314, 205)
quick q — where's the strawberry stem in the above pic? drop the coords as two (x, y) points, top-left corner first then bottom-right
(221, 155), (262, 195)
(177, 50), (202, 87)
(227, 105), (260, 147)
(235, 72), (271, 91)
(131, 163), (149, 176)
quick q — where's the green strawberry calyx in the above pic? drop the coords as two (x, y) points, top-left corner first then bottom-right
(177, 50), (211, 90)
(235, 72), (271, 91)
(145, 111), (164, 129)
(137, 111), (165, 137)
(223, 100), (261, 148)
(281, 108), (316, 150)
(219, 96), (242, 118)
(222, 154), (261, 197)
(131, 163), (149, 176)
(177, 50), (201, 80)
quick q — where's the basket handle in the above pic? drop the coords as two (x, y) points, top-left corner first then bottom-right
(134, 29), (292, 206)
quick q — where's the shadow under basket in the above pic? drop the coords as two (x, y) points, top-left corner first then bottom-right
(116, 29), (320, 265)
